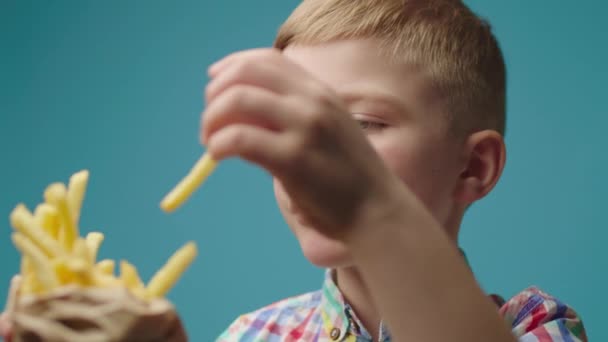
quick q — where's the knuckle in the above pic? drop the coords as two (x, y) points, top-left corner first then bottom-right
(200, 110), (208, 127)
(287, 137), (308, 163)
(304, 102), (332, 134)
(257, 48), (280, 59)
(318, 91), (335, 112)
(266, 48), (283, 60)
(225, 86), (250, 108)
(233, 59), (256, 77)
(228, 127), (249, 150)
(204, 84), (214, 101)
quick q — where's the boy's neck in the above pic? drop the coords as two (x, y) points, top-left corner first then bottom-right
(335, 266), (382, 339)
(333, 218), (464, 339)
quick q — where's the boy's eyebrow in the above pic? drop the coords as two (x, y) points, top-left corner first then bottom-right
(338, 89), (408, 117)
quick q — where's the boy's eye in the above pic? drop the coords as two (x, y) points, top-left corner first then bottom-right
(356, 120), (388, 131)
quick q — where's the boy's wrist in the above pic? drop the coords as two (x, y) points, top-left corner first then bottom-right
(344, 177), (429, 249)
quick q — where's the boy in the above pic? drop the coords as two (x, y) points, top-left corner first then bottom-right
(206, 0), (587, 341)
(0, 0), (587, 341)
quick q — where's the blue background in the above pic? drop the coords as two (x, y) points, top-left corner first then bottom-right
(1, 1), (605, 340)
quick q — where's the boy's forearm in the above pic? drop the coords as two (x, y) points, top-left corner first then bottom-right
(347, 197), (516, 342)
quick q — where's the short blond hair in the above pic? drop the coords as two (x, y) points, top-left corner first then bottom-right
(274, 0), (506, 136)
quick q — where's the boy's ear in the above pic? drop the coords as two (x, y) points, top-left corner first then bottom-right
(454, 130), (506, 205)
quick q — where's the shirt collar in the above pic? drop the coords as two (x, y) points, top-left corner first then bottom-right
(320, 269), (352, 341)
(319, 249), (470, 341)
(320, 269), (391, 341)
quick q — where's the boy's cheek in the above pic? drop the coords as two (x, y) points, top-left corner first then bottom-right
(374, 138), (451, 208)
(279, 199), (354, 268)
(295, 227), (353, 268)
(273, 180), (353, 267)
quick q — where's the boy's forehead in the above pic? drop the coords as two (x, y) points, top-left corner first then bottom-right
(283, 39), (386, 73)
(283, 40), (440, 110)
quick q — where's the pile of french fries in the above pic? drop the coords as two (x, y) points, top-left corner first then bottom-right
(9, 170), (197, 301)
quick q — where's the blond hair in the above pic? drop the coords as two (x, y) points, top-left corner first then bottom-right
(274, 0), (506, 136)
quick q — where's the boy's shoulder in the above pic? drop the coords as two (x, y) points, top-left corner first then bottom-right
(498, 286), (587, 341)
(216, 279), (588, 341)
(216, 289), (325, 342)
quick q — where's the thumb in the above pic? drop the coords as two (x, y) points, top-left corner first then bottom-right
(0, 275), (21, 341)
(4, 275), (22, 314)
(0, 312), (12, 341)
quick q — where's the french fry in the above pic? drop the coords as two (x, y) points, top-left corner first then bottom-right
(53, 259), (76, 285)
(20, 273), (43, 295)
(120, 260), (145, 292)
(96, 259), (115, 275)
(9, 170), (197, 300)
(67, 170), (89, 223)
(70, 260), (92, 285)
(18, 257), (43, 295)
(34, 203), (60, 239)
(20, 256), (34, 279)
(85, 232), (104, 263)
(72, 238), (90, 263)
(10, 204), (64, 258)
(145, 242), (198, 298)
(160, 153), (217, 212)
(69, 240), (94, 286)
(44, 183), (78, 251)
(91, 269), (122, 288)
(12, 233), (58, 291)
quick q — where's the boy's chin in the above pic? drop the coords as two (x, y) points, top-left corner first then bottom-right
(295, 227), (353, 268)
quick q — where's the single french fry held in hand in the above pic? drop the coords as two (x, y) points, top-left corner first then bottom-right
(9, 170), (198, 302)
(160, 152), (217, 212)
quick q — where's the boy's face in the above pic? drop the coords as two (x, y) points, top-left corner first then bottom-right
(274, 39), (465, 267)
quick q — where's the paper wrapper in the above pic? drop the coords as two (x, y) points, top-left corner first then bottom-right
(9, 286), (187, 342)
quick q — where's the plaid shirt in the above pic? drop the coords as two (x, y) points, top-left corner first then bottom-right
(217, 270), (587, 342)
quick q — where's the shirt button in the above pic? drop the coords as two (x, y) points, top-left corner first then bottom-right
(330, 327), (341, 340)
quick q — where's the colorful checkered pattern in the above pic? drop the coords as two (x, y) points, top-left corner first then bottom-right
(217, 270), (586, 341)
(501, 287), (587, 341)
